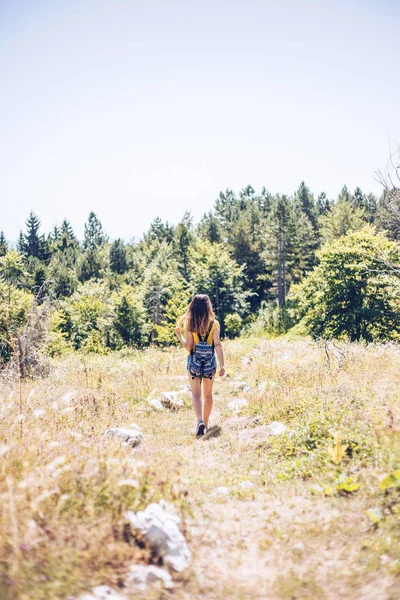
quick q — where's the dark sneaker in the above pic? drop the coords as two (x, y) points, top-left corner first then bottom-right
(196, 420), (206, 438)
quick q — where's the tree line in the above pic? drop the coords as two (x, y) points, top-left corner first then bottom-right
(0, 179), (399, 362)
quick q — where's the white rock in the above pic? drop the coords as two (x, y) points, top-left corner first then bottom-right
(178, 384), (191, 395)
(229, 380), (252, 392)
(160, 391), (184, 410)
(32, 408), (46, 418)
(126, 564), (174, 591)
(0, 444), (11, 458)
(104, 428), (144, 448)
(226, 398), (248, 413)
(80, 585), (128, 600)
(125, 502), (191, 572)
(215, 486), (229, 496)
(258, 381), (277, 391)
(267, 421), (288, 436)
(148, 399), (164, 411)
(293, 542), (305, 553)
(240, 480), (255, 489)
(129, 423), (142, 432)
(60, 390), (77, 406)
(117, 478), (140, 488)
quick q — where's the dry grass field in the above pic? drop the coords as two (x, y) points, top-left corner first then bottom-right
(1, 337), (400, 599)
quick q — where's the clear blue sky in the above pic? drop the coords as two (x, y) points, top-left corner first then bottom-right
(1, 0), (399, 242)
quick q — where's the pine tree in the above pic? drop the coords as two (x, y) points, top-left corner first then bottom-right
(294, 181), (317, 228)
(353, 187), (365, 209)
(24, 211), (42, 258)
(317, 192), (330, 215)
(174, 212), (193, 278)
(258, 187), (272, 216)
(352, 188), (377, 223)
(51, 225), (61, 242)
(59, 219), (77, 252)
(113, 292), (147, 347)
(17, 231), (26, 254)
(79, 247), (104, 281)
(144, 217), (174, 244)
(214, 189), (240, 235)
(109, 238), (128, 274)
(229, 206), (266, 311)
(47, 252), (79, 297)
(84, 212), (108, 249)
(319, 200), (367, 242)
(197, 212), (222, 243)
(364, 193), (378, 222)
(262, 195), (297, 308)
(376, 190), (400, 240)
(338, 185), (352, 204)
(0, 231), (8, 256)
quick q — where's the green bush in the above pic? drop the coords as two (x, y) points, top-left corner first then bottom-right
(291, 226), (400, 341)
(224, 313), (243, 337)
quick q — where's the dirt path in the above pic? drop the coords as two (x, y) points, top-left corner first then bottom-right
(139, 385), (397, 600)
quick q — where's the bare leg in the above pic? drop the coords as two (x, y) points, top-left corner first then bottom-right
(202, 377), (215, 427)
(188, 374), (202, 421)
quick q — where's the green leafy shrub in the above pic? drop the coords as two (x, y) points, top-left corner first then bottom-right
(224, 313), (243, 338)
(291, 226), (400, 341)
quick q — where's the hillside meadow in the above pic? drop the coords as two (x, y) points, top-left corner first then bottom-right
(1, 337), (400, 600)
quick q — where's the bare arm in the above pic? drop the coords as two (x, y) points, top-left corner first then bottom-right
(213, 327), (225, 377)
(174, 326), (194, 352)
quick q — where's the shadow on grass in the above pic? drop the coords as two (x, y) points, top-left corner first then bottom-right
(201, 425), (222, 441)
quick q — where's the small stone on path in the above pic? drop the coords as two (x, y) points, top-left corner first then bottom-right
(126, 564), (174, 591)
(226, 398), (248, 413)
(148, 399), (164, 411)
(214, 486), (229, 496)
(160, 391), (185, 410)
(104, 427), (143, 448)
(268, 421), (288, 436)
(240, 480), (255, 489)
(80, 585), (128, 600)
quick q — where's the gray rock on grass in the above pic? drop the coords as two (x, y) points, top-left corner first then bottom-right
(267, 421), (288, 436)
(148, 398), (164, 411)
(226, 398), (248, 413)
(104, 427), (144, 448)
(125, 502), (191, 572)
(229, 380), (252, 393)
(80, 585), (128, 600)
(160, 391), (184, 410)
(126, 564), (174, 591)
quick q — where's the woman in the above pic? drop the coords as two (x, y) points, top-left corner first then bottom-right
(175, 294), (225, 438)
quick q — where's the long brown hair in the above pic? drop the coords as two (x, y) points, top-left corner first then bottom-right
(179, 294), (215, 335)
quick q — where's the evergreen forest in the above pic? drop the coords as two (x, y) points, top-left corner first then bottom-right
(1, 179), (400, 365)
